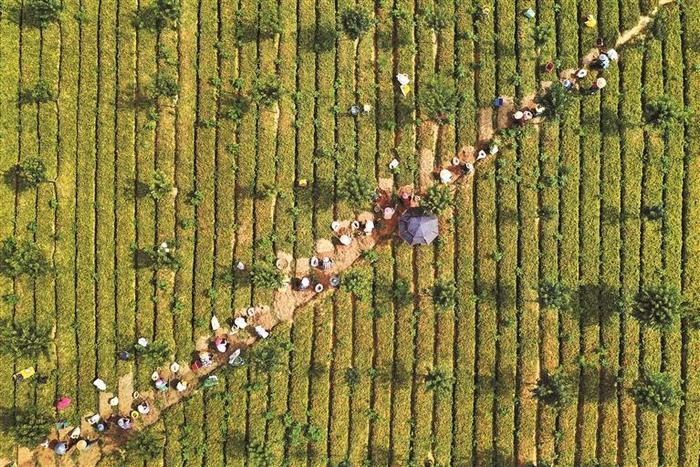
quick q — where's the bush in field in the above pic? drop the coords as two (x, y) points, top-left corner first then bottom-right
(536, 82), (577, 120)
(7, 157), (48, 190)
(133, 0), (179, 30)
(248, 338), (293, 373)
(340, 7), (372, 39)
(0, 237), (50, 278)
(281, 414), (321, 446)
(538, 281), (570, 310)
(422, 74), (458, 124)
(424, 367), (455, 392)
(250, 263), (285, 289)
(644, 96), (690, 128)
(150, 73), (179, 100)
(422, 184), (452, 215)
(123, 430), (165, 462)
(133, 339), (171, 366)
(431, 280), (456, 310)
(533, 369), (572, 410)
(632, 283), (684, 330)
(342, 268), (372, 301)
(19, 80), (56, 105)
(423, 6), (450, 31)
(147, 169), (173, 200)
(258, 9), (281, 38)
(0, 318), (52, 358)
(339, 173), (375, 209)
(136, 243), (180, 271)
(532, 24), (553, 49)
(23, 0), (62, 28)
(253, 75), (283, 107)
(0, 406), (53, 448)
(344, 367), (361, 392)
(392, 277), (413, 307)
(630, 371), (682, 414)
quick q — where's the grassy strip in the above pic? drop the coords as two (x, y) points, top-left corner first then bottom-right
(451, 0), (477, 463)
(596, 0), (622, 463)
(473, 0), (498, 462)
(617, 0), (643, 461)
(0, 6), (21, 457)
(430, 1), (457, 464)
(512, 0), (538, 464)
(553, 0), (581, 463)
(94, 0), (117, 412)
(638, 34), (664, 466)
(679, 1), (700, 463)
(493, 0), (517, 461)
(367, 0), (396, 462)
(658, 4), (684, 465)
(576, 0), (601, 461)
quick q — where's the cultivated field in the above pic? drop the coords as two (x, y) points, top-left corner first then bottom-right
(1, 0), (699, 465)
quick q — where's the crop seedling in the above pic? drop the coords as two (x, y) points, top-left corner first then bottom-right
(538, 281), (570, 310)
(344, 367), (361, 392)
(423, 6), (450, 31)
(150, 73), (179, 100)
(644, 95), (691, 128)
(258, 8), (281, 39)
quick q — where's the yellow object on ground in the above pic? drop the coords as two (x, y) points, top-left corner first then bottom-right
(13, 367), (35, 381)
(584, 16), (597, 28)
(400, 83), (411, 96)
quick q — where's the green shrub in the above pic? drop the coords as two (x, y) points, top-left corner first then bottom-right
(538, 281), (570, 310)
(392, 278), (413, 307)
(133, 0), (180, 30)
(23, 0), (62, 28)
(422, 184), (452, 215)
(532, 24), (553, 49)
(632, 283), (684, 330)
(147, 169), (173, 200)
(186, 189), (203, 206)
(532, 369), (572, 409)
(0, 319), (52, 358)
(536, 82), (578, 120)
(8, 157), (48, 190)
(0, 406), (53, 447)
(136, 243), (180, 271)
(248, 338), (293, 373)
(423, 7), (450, 31)
(339, 173), (375, 209)
(340, 7), (372, 39)
(422, 74), (458, 124)
(344, 367), (361, 391)
(630, 371), (682, 413)
(250, 263), (285, 289)
(19, 80), (56, 105)
(424, 367), (454, 392)
(151, 73), (179, 99)
(253, 75), (283, 106)
(124, 430), (165, 462)
(644, 96), (690, 128)
(0, 237), (50, 278)
(133, 339), (171, 366)
(431, 280), (456, 310)
(342, 268), (372, 301)
(258, 9), (281, 38)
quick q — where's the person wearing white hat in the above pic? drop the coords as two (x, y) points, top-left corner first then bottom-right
(388, 158), (399, 170)
(476, 150), (487, 161)
(339, 234), (352, 246)
(383, 207), (395, 219)
(513, 110), (524, 124)
(576, 68), (588, 79)
(590, 77), (607, 93)
(299, 276), (311, 290)
(439, 169), (453, 184)
(606, 48), (618, 61)
(363, 220), (374, 234)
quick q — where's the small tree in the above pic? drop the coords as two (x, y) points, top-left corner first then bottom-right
(0, 237), (50, 278)
(0, 318), (52, 358)
(422, 74), (458, 124)
(19, 80), (56, 105)
(538, 281), (570, 310)
(630, 371), (681, 414)
(424, 367), (455, 392)
(123, 430), (165, 462)
(431, 280), (456, 310)
(137, 243), (180, 271)
(536, 82), (577, 120)
(150, 73), (179, 99)
(1, 406), (53, 448)
(340, 7), (372, 39)
(423, 7), (450, 31)
(422, 184), (452, 215)
(8, 157), (48, 190)
(344, 367), (361, 392)
(133, 0), (180, 30)
(339, 173), (375, 209)
(342, 268), (372, 301)
(147, 169), (173, 200)
(258, 8), (281, 38)
(632, 283), (684, 330)
(532, 24), (553, 50)
(253, 75), (283, 107)
(133, 339), (171, 366)
(248, 338), (293, 373)
(644, 96), (690, 128)
(532, 369), (572, 410)
(250, 263), (285, 289)
(23, 0), (63, 28)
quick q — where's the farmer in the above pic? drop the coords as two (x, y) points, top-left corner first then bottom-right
(176, 380), (188, 392)
(117, 350), (132, 361)
(117, 417), (133, 430)
(154, 378), (168, 391)
(137, 401), (150, 415)
(513, 110), (524, 125)
(199, 351), (213, 367)
(54, 442), (67, 455)
(596, 52), (610, 70)
(590, 77), (607, 94)
(298, 276), (311, 290)
(214, 337), (228, 353)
